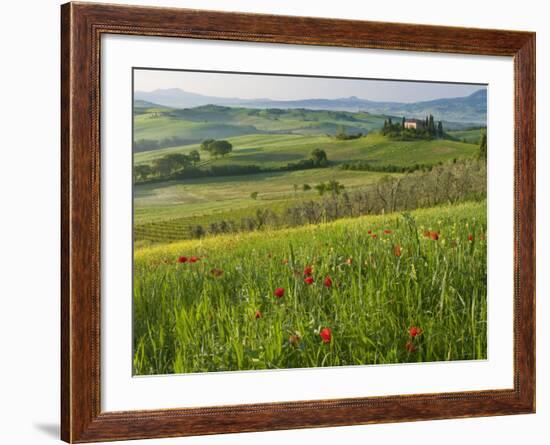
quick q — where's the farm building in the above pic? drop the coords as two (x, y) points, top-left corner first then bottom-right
(404, 119), (426, 130)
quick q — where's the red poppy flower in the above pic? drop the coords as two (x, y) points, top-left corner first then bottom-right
(304, 276), (314, 285)
(384, 229), (393, 234)
(274, 287), (285, 298)
(177, 256), (188, 263)
(319, 327), (332, 343)
(468, 234), (474, 242)
(210, 268), (223, 277)
(408, 326), (423, 338)
(371, 234), (378, 239)
(189, 256), (199, 263)
(323, 276), (333, 288)
(303, 265), (313, 276)
(255, 310), (262, 319)
(429, 231), (439, 241)
(405, 341), (417, 353)
(394, 245), (402, 257)
(367, 230), (372, 234)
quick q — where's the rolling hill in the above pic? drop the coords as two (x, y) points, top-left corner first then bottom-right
(133, 101), (484, 242)
(133, 105), (389, 148)
(134, 132), (479, 171)
(135, 88), (487, 124)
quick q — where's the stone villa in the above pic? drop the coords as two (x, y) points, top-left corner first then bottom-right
(404, 119), (426, 130)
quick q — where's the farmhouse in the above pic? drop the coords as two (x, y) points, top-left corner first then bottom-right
(404, 119), (425, 130)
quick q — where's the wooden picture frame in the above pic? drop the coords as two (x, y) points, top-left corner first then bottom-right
(61, 2), (535, 442)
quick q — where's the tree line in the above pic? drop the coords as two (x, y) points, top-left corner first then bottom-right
(334, 126), (364, 140)
(180, 158), (486, 239)
(134, 145), (329, 183)
(341, 160), (439, 174)
(133, 150), (201, 181)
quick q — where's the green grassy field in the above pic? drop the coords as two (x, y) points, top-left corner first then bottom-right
(135, 132), (479, 169)
(133, 105), (388, 143)
(133, 128), (479, 244)
(133, 200), (487, 375)
(134, 167), (394, 245)
(134, 109), (481, 247)
(134, 167), (391, 223)
(133, 100), (487, 375)
(447, 128), (484, 144)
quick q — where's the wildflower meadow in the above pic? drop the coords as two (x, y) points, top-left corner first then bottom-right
(132, 72), (488, 375)
(133, 201), (487, 375)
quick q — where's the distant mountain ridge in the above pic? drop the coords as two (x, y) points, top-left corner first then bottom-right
(135, 88), (487, 124)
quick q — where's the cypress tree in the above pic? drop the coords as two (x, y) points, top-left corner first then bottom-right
(478, 130), (487, 160)
(438, 121), (443, 137)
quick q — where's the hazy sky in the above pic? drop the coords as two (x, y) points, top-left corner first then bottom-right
(134, 69), (486, 103)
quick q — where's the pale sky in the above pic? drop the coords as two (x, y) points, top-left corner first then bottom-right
(134, 69), (486, 103)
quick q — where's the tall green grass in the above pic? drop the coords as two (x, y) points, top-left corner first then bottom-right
(133, 201), (487, 375)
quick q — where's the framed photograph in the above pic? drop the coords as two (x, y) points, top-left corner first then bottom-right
(61, 2), (535, 442)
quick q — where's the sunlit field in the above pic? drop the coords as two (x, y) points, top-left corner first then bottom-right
(133, 201), (487, 375)
(132, 77), (488, 375)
